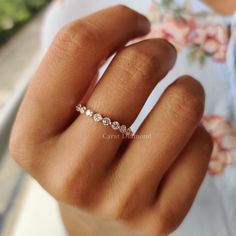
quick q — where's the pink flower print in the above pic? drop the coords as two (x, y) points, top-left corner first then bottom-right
(191, 24), (229, 62)
(146, 1), (231, 64)
(213, 45), (228, 62)
(203, 39), (219, 54)
(202, 116), (236, 175)
(150, 16), (196, 50)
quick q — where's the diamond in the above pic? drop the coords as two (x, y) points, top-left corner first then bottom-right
(85, 109), (93, 117)
(80, 106), (86, 114)
(93, 113), (102, 122)
(126, 128), (133, 136)
(102, 117), (111, 126)
(76, 104), (82, 112)
(120, 125), (127, 134)
(112, 121), (120, 130)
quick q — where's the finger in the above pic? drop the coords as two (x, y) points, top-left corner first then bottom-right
(12, 5), (150, 142)
(63, 39), (176, 176)
(109, 76), (205, 212)
(152, 125), (213, 235)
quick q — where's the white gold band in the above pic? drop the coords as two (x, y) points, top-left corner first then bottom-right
(76, 104), (133, 137)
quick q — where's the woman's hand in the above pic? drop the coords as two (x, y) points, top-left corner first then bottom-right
(10, 5), (213, 236)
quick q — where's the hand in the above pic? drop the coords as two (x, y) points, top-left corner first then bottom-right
(10, 5), (213, 236)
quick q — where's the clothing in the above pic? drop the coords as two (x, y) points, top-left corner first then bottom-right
(42, 1), (236, 235)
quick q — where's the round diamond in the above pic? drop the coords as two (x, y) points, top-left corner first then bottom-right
(112, 121), (120, 130)
(85, 109), (93, 117)
(102, 117), (111, 126)
(93, 113), (102, 122)
(126, 128), (133, 136)
(76, 104), (82, 112)
(80, 106), (86, 114)
(120, 125), (127, 134)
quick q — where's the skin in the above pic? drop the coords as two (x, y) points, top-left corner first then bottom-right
(10, 5), (213, 236)
(204, 0), (236, 15)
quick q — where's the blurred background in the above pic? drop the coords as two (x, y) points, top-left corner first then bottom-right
(0, 1), (65, 236)
(0, 0), (48, 108)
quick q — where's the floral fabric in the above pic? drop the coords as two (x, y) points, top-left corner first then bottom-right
(148, 0), (231, 63)
(202, 116), (236, 175)
(138, 0), (236, 175)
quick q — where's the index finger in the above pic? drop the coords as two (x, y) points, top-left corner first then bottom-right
(13, 5), (150, 142)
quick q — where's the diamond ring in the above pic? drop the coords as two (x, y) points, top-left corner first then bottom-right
(76, 104), (133, 137)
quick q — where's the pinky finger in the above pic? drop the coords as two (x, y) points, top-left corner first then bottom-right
(153, 125), (213, 235)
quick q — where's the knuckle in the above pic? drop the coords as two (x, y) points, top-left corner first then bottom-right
(9, 133), (37, 170)
(52, 166), (89, 205)
(72, 22), (97, 49)
(99, 181), (143, 220)
(117, 47), (159, 85)
(52, 21), (97, 60)
(100, 203), (123, 220)
(168, 76), (205, 124)
(154, 208), (179, 235)
(196, 126), (214, 158)
(155, 219), (177, 235)
(97, 195), (127, 220)
(52, 181), (73, 203)
(102, 205), (126, 221)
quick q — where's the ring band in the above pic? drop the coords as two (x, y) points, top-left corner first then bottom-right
(76, 104), (134, 137)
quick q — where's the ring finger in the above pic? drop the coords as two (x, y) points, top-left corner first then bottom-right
(63, 39), (177, 177)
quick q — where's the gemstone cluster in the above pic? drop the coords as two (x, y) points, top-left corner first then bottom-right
(76, 104), (133, 136)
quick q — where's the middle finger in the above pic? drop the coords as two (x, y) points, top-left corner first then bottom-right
(111, 76), (205, 208)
